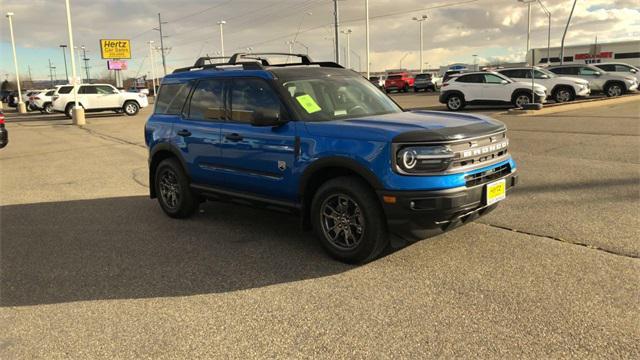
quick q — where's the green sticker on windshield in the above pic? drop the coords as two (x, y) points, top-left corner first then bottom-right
(296, 94), (322, 114)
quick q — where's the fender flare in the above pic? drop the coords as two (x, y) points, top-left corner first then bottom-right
(148, 143), (190, 198)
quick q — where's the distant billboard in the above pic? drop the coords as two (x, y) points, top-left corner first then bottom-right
(107, 60), (128, 70)
(100, 39), (131, 59)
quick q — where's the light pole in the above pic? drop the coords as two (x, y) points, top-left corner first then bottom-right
(59, 45), (69, 83)
(295, 41), (309, 55)
(5, 12), (26, 113)
(64, 0), (85, 124)
(472, 54), (478, 71)
(537, 0), (551, 63)
(73, 46), (83, 83)
(148, 41), (157, 96)
(412, 15), (427, 73)
(560, 0), (577, 64)
(217, 20), (226, 57)
(365, 0), (370, 78)
(333, 0), (340, 64)
(518, 0), (535, 65)
(341, 29), (352, 69)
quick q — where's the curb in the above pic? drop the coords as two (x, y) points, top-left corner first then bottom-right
(504, 94), (640, 116)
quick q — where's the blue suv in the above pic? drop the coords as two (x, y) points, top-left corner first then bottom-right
(145, 53), (518, 263)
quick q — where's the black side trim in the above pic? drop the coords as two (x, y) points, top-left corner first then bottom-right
(199, 163), (283, 180)
(191, 183), (300, 210)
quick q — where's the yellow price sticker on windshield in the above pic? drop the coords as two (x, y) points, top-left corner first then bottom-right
(296, 94), (322, 114)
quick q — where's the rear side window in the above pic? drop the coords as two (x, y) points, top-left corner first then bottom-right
(45, 90), (55, 96)
(58, 86), (73, 94)
(187, 79), (225, 120)
(456, 74), (483, 83)
(596, 64), (615, 72)
(155, 83), (191, 115)
(96, 85), (117, 94)
(79, 86), (97, 94)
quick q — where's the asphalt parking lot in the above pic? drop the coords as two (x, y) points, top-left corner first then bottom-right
(1, 97), (639, 358)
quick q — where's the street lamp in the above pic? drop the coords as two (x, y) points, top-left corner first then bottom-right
(341, 29), (352, 69)
(472, 54), (478, 71)
(148, 41), (157, 96)
(64, 0), (85, 124)
(59, 45), (69, 83)
(537, 0), (551, 64)
(365, 0), (370, 78)
(518, 0), (536, 65)
(412, 15), (428, 73)
(217, 20), (226, 57)
(73, 46), (83, 83)
(5, 12), (26, 113)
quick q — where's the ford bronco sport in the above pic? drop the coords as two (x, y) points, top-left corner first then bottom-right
(145, 53), (518, 263)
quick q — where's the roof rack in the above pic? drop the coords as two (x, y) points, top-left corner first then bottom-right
(173, 52), (343, 73)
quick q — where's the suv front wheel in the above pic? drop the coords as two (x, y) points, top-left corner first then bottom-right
(155, 158), (198, 218)
(604, 82), (624, 97)
(311, 177), (389, 263)
(446, 94), (465, 111)
(123, 101), (140, 116)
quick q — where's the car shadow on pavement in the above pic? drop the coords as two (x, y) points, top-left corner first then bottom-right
(0, 196), (353, 307)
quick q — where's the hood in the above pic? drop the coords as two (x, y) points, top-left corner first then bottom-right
(513, 81), (547, 91)
(304, 110), (506, 142)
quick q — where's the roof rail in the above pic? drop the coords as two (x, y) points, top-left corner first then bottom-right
(172, 52), (344, 74)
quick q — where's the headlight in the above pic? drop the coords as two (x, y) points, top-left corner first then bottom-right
(395, 145), (454, 173)
(534, 89), (545, 95)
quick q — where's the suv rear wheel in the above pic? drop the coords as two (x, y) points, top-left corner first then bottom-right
(446, 94), (465, 111)
(123, 101), (139, 116)
(155, 158), (198, 218)
(43, 103), (53, 114)
(311, 176), (388, 264)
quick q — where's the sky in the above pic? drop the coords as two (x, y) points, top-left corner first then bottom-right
(1, 0), (639, 82)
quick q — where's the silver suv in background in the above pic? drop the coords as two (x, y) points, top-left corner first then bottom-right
(497, 67), (590, 103)
(593, 62), (640, 83)
(547, 64), (638, 97)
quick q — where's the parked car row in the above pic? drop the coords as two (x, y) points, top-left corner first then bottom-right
(368, 72), (443, 93)
(51, 83), (149, 118)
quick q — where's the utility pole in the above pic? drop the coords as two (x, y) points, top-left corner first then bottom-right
(560, 0), (577, 64)
(365, 0), (370, 79)
(412, 15), (427, 73)
(333, 0), (340, 64)
(217, 20), (226, 57)
(156, 13), (168, 75)
(81, 46), (90, 82)
(48, 59), (55, 87)
(60, 45), (69, 83)
(341, 29), (352, 69)
(148, 41), (157, 95)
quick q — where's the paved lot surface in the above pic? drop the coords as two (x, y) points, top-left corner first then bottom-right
(1, 97), (639, 358)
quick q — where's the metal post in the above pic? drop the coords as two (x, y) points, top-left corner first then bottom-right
(365, 0), (370, 78)
(158, 13), (168, 75)
(64, 0), (84, 124)
(341, 29), (352, 69)
(526, 2), (531, 64)
(60, 45), (69, 83)
(48, 59), (55, 88)
(334, 0), (340, 64)
(560, 0), (577, 64)
(218, 20), (226, 58)
(412, 15), (427, 73)
(6, 12), (26, 113)
(81, 46), (89, 82)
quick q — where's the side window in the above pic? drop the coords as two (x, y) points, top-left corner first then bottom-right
(188, 79), (225, 120)
(155, 83), (191, 115)
(230, 78), (281, 123)
(45, 90), (55, 96)
(533, 70), (548, 79)
(597, 64), (615, 72)
(456, 74), (483, 83)
(96, 85), (116, 94)
(500, 70), (519, 78)
(79, 86), (97, 94)
(615, 64), (632, 72)
(484, 74), (505, 84)
(57, 86), (73, 94)
(579, 67), (598, 76)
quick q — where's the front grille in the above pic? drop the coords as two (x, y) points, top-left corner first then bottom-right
(448, 132), (509, 171)
(465, 163), (511, 187)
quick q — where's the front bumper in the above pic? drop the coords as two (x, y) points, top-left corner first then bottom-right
(576, 85), (591, 97)
(378, 168), (518, 238)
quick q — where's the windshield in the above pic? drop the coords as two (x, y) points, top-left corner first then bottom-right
(388, 75), (402, 80)
(415, 74), (431, 80)
(280, 75), (402, 122)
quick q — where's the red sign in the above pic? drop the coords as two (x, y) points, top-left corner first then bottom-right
(575, 52), (613, 60)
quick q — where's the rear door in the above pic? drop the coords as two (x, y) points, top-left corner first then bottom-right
(173, 79), (226, 188)
(454, 74), (484, 101)
(219, 77), (298, 202)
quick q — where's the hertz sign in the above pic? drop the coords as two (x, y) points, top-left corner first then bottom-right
(100, 39), (131, 59)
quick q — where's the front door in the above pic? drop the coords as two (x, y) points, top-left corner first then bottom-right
(481, 73), (510, 102)
(95, 85), (122, 108)
(219, 77), (297, 202)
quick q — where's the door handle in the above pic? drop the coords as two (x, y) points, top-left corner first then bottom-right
(177, 129), (191, 137)
(225, 133), (243, 142)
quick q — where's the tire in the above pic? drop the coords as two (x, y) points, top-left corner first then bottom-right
(43, 103), (53, 114)
(123, 101), (139, 116)
(513, 92), (531, 108)
(604, 82), (624, 97)
(446, 93), (465, 111)
(311, 176), (389, 264)
(155, 158), (198, 218)
(553, 87), (575, 103)
(64, 103), (74, 119)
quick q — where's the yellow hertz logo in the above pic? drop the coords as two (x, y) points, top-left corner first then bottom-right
(461, 140), (508, 158)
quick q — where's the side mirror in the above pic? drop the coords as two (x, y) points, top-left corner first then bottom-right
(594, 71), (601, 76)
(501, 80), (509, 85)
(630, 68), (638, 74)
(540, 74), (549, 79)
(251, 108), (285, 127)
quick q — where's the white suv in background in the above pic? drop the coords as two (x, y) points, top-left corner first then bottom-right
(439, 71), (547, 111)
(29, 88), (58, 114)
(547, 64), (638, 97)
(52, 84), (149, 118)
(593, 62), (640, 83)
(497, 67), (590, 103)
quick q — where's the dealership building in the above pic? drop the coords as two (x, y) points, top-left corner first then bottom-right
(527, 40), (640, 67)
